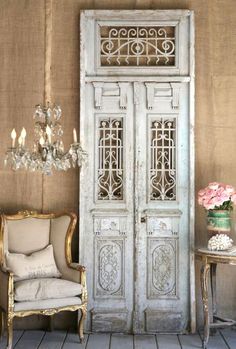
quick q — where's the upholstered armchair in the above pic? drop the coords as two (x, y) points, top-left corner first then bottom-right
(0, 211), (87, 349)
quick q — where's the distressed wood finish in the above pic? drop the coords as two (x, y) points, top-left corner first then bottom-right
(156, 334), (181, 349)
(220, 329), (236, 349)
(86, 334), (110, 349)
(0, 330), (23, 349)
(14, 330), (45, 349)
(80, 10), (194, 333)
(110, 334), (133, 349)
(179, 334), (202, 349)
(1, 330), (236, 348)
(134, 335), (157, 349)
(62, 332), (88, 349)
(38, 331), (67, 349)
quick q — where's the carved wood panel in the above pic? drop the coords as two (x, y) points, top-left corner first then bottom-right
(147, 237), (178, 299)
(95, 238), (124, 297)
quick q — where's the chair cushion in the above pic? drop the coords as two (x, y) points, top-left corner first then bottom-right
(6, 244), (61, 281)
(6, 218), (50, 254)
(14, 297), (82, 312)
(14, 278), (83, 301)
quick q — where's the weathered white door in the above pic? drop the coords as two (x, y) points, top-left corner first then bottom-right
(80, 10), (195, 333)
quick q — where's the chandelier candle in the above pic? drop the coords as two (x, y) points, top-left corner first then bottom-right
(20, 128), (27, 147)
(11, 129), (16, 148)
(5, 103), (87, 175)
(73, 128), (77, 143)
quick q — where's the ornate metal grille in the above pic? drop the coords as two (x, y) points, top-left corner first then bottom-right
(100, 26), (175, 66)
(150, 118), (176, 200)
(97, 118), (123, 200)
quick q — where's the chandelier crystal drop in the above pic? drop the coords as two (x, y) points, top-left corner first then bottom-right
(5, 104), (87, 175)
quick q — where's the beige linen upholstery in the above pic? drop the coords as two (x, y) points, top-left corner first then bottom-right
(6, 245), (61, 281)
(14, 297), (82, 312)
(50, 216), (80, 283)
(6, 218), (50, 254)
(0, 212), (87, 349)
(14, 278), (83, 301)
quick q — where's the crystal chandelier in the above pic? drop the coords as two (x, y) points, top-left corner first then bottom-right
(5, 104), (87, 175)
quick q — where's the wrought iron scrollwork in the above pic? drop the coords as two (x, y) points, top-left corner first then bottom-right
(150, 118), (176, 201)
(100, 26), (175, 66)
(97, 118), (123, 200)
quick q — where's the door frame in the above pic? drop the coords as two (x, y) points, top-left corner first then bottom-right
(79, 9), (195, 332)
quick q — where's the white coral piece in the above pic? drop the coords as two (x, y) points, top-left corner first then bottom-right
(208, 234), (233, 251)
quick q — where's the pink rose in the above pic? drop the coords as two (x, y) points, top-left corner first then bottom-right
(225, 185), (235, 195)
(198, 189), (206, 197)
(204, 202), (215, 210)
(211, 197), (222, 206)
(203, 189), (215, 201)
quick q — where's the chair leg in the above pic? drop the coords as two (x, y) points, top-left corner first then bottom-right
(6, 315), (13, 349)
(78, 307), (86, 343)
(0, 311), (4, 339)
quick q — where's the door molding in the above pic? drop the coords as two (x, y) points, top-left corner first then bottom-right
(80, 9), (195, 333)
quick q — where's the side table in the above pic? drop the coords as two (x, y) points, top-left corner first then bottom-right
(195, 248), (236, 349)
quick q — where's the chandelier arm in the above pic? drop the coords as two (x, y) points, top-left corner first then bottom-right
(4, 0), (87, 175)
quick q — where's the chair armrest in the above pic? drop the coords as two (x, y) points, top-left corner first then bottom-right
(0, 267), (14, 313)
(69, 263), (86, 272)
(62, 263), (87, 303)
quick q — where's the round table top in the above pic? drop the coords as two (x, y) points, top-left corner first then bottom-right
(195, 247), (236, 263)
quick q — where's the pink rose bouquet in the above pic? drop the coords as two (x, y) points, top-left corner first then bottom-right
(198, 182), (236, 211)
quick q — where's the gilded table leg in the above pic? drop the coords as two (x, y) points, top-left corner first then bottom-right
(6, 315), (13, 349)
(78, 306), (86, 343)
(201, 262), (210, 349)
(210, 263), (217, 334)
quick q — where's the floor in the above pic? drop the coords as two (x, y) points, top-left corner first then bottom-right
(1, 329), (236, 349)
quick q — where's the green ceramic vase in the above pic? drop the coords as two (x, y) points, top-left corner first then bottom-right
(207, 210), (231, 234)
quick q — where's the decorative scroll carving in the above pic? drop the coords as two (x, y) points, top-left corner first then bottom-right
(97, 118), (123, 200)
(150, 218), (169, 231)
(101, 218), (119, 231)
(93, 82), (104, 109)
(118, 83), (128, 109)
(94, 216), (127, 236)
(153, 243), (175, 293)
(145, 83), (180, 110)
(100, 26), (175, 66)
(93, 83), (129, 110)
(170, 83), (181, 109)
(147, 214), (180, 236)
(148, 238), (177, 298)
(146, 84), (155, 109)
(96, 239), (124, 297)
(149, 118), (176, 201)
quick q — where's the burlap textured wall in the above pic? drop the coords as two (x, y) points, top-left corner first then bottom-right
(0, 0), (236, 330)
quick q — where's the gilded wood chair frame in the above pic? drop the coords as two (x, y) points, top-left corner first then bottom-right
(0, 211), (87, 349)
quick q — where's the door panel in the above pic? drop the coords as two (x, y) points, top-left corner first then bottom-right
(80, 10), (195, 333)
(81, 82), (134, 332)
(133, 82), (189, 332)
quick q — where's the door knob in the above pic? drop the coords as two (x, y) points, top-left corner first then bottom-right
(141, 216), (146, 223)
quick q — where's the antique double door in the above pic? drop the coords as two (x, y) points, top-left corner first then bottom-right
(79, 10), (195, 333)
